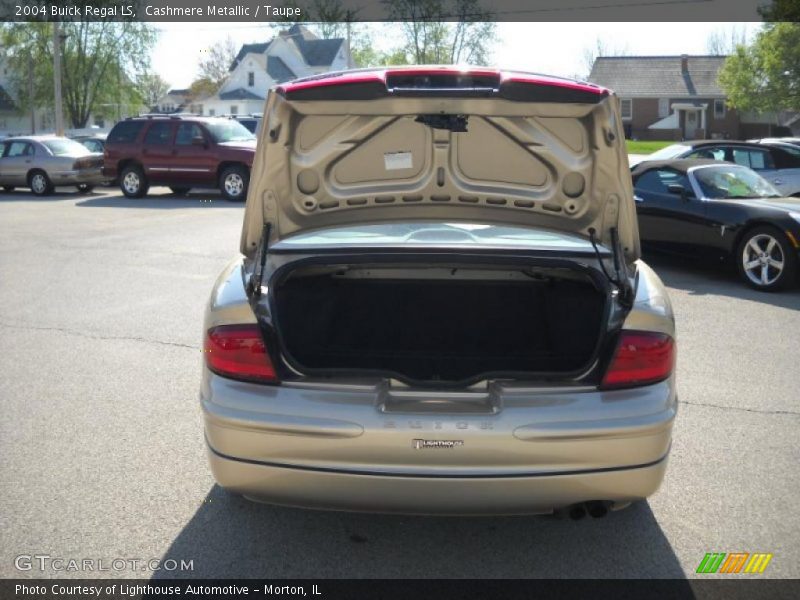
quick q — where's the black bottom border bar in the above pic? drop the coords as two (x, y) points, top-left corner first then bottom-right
(3, 579), (800, 600)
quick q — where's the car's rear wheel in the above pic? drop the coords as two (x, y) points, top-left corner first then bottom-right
(29, 170), (53, 196)
(76, 184), (95, 193)
(119, 164), (148, 198)
(170, 187), (190, 196)
(737, 226), (797, 291)
(219, 165), (248, 202)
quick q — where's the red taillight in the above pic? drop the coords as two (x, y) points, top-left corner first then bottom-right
(601, 331), (675, 390)
(204, 325), (278, 384)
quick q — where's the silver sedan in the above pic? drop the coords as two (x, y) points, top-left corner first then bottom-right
(0, 136), (104, 195)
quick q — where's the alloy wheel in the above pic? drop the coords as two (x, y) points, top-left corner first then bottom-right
(742, 233), (785, 287)
(224, 173), (244, 198)
(123, 172), (140, 195)
(31, 174), (47, 194)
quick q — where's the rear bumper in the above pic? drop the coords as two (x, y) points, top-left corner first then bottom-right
(51, 167), (104, 185)
(207, 442), (669, 515)
(201, 370), (676, 515)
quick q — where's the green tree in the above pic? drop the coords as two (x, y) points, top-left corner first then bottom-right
(137, 72), (170, 110)
(718, 22), (800, 114)
(1, 20), (156, 128)
(758, 0), (800, 22)
(188, 77), (219, 101)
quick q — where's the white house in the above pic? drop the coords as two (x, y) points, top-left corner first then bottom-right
(200, 25), (350, 117)
(152, 88), (192, 114)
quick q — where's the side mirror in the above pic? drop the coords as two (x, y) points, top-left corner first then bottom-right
(191, 136), (206, 147)
(667, 183), (691, 200)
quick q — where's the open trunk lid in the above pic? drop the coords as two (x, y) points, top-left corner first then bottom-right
(241, 66), (640, 264)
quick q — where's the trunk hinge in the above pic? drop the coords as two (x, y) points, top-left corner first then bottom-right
(247, 222), (272, 298)
(589, 226), (634, 308)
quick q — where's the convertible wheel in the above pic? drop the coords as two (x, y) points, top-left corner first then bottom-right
(119, 165), (149, 199)
(29, 170), (54, 196)
(219, 165), (248, 202)
(737, 226), (797, 291)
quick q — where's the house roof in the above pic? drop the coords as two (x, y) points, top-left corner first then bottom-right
(0, 85), (15, 111)
(230, 42), (272, 71)
(219, 87), (264, 101)
(244, 25), (343, 70)
(589, 55), (727, 98)
(166, 88), (190, 96)
(293, 36), (344, 67)
(267, 56), (295, 83)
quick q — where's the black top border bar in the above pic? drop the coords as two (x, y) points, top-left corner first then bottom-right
(0, 0), (774, 22)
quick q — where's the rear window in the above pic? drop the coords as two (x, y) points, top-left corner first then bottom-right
(732, 148), (774, 170)
(108, 121), (145, 143)
(42, 138), (90, 156)
(646, 144), (690, 161)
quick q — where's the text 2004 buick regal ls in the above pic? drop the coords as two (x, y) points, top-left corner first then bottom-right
(200, 67), (677, 518)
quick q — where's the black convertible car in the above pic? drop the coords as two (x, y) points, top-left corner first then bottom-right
(632, 159), (800, 291)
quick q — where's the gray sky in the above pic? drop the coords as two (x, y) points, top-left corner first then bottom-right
(151, 22), (757, 88)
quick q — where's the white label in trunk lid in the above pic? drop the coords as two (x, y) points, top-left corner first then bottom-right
(384, 151), (413, 170)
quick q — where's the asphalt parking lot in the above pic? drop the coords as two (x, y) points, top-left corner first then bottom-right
(1, 186), (798, 579)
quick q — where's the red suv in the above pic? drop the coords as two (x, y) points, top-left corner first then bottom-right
(103, 115), (256, 201)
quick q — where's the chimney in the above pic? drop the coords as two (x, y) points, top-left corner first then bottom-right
(680, 54), (689, 73)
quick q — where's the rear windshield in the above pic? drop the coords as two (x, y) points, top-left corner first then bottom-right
(646, 144), (691, 161)
(42, 138), (90, 156)
(205, 120), (255, 143)
(108, 121), (145, 143)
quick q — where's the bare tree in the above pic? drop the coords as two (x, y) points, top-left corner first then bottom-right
(385, 0), (496, 65)
(706, 25), (748, 56)
(137, 72), (170, 110)
(581, 37), (629, 80)
(197, 36), (238, 90)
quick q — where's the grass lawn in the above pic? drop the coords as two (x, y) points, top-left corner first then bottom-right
(626, 140), (675, 154)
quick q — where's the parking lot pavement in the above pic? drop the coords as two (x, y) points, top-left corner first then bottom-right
(1, 187), (798, 579)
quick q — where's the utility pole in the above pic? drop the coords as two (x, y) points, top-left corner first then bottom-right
(346, 21), (353, 69)
(28, 54), (35, 134)
(52, 21), (65, 136)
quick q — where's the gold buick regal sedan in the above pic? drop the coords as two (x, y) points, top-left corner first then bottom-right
(200, 67), (677, 518)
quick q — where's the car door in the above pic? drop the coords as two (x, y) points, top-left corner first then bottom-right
(0, 142), (7, 185)
(141, 121), (176, 184)
(170, 122), (216, 187)
(1, 141), (35, 186)
(634, 167), (712, 256)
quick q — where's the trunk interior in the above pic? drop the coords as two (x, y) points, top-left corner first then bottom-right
(272, 264), (609, 384)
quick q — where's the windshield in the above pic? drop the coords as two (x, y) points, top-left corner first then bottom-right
(42, 138), (92, 156)
(693, 165), (782, 199)
(205, 120), (255, 143)
(646, 144), (691, 161)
